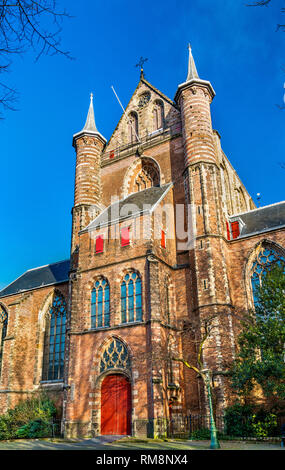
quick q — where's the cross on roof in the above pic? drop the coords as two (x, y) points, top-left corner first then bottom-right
(136, 57), (148, 78)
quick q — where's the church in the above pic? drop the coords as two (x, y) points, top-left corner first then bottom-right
(0, 46), (284, 438)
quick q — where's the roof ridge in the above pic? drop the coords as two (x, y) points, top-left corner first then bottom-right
(82, 183), (173, 233)
(26, 258), (70, 273)
(0, 259), (70, 299)
(230, 200), (285, 218)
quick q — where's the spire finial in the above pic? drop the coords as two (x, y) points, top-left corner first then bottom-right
(186, 43), (199, 82)
(82, 92), (97, 133)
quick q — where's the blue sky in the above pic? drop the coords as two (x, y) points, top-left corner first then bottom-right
(0, 0), (285, 289)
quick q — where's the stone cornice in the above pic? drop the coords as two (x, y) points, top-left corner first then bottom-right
(72, 130), (107, 148)
(174, 78), (216, 103)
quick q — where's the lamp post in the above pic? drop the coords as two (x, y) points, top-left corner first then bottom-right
(202, 369), (220, 450)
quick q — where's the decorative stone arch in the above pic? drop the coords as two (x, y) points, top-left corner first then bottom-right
(38, 290), (55, 327)
(128, 110), (139, 144)
(122, 156), (164, 198)
(152, 99), (165, 131)
(243, 239), (285, 310)
(116, 266), (143, 293)
(233, 187), (240, 213)
(94, 334), (132, 376)
(34, 288), (67, 384)
(90, 335), (133, 436)
(234, 186), (247, 213)
(117, 266), (142, 283)
(220, 161), (233, 215)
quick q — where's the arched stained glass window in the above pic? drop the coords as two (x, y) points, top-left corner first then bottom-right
(0, 307), (8, 378)
(91, 278), (110, 328)
(100, 338), (130, 373)
(42, 293), (66, 381)
(250, 244), (285, 306)
(121, 272), (142, 323)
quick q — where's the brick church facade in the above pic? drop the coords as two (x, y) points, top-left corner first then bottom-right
(0, 46), (284, 438)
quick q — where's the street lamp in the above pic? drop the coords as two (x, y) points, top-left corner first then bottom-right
(201, 369), (220, 450)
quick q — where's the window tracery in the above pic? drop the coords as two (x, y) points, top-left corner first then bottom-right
(100, 338), (130, 373)
(121, 271), (142, 323)
(134, 163), (160, 192)
(42, 292), (66, 381)
(91, 278), (110, 328)
(250, 244), (285, 306)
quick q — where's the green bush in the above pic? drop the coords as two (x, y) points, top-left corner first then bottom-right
(251, 410), (277, 438)
(0, 393), (57, 440)
(0, 415), (13, 440)
(224, 403), (254, 437)
(224, 403), (278, 438)
(190, 427), (211, 440)
(190, 427), (226, 440)
(16, 419), (53, 439)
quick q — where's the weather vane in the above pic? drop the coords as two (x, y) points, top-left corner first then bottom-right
(135, 57), (148, 78)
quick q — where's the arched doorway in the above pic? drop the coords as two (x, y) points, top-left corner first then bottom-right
(101, 374), (132, 435)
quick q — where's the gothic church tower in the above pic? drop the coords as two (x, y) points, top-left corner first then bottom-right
(175, 45), (235, 412)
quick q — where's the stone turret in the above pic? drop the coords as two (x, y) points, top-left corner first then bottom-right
(175, 44), (216, 168)
(71, 94), (106, 255)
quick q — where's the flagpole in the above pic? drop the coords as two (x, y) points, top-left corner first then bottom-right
(111, 85), (140, 143)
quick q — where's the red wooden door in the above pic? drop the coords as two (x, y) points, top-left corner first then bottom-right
(101, 374), (131, 435)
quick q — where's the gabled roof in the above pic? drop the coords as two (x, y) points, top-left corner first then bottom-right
(83, 183), (173, 232)
(105, 77), (178, 150)
(0, 259), (70, 298)
(229, 201), (285, 238)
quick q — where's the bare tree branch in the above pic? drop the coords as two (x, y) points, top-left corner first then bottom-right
(246, 0), (285, 30)
(0, 1), (72, 116)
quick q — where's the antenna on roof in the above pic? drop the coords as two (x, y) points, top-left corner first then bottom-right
(257, 193), (261, 207)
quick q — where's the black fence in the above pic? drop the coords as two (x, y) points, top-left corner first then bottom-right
(166, 414), (285, 439)
(50, 418), (63, 438)
(133, 416), (225, 439)
(167, 415), (225, 439)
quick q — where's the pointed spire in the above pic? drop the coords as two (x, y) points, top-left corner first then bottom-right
(174, 44), (215, 103)
(186, 43), (199, 82)
(82, 92), (98, 133)
(73, 93), (106, 145)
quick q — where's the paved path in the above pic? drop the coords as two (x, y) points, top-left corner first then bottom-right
(0, 436), (283, 450)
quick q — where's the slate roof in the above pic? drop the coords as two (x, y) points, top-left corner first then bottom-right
(229, 201), (285, 238)
(84, 183), (173, 232)
(0, 259), (70, 298)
